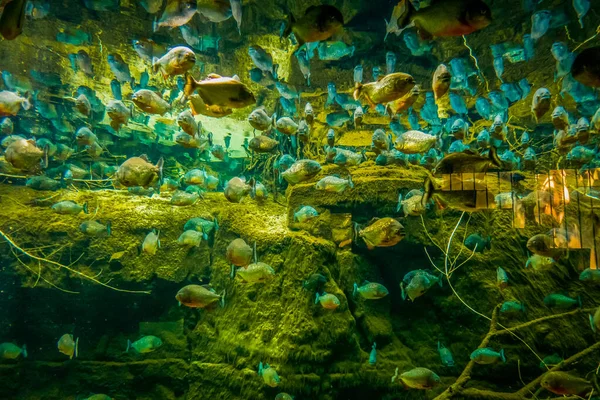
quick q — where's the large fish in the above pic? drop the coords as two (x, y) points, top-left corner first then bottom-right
(396, 0), (492, 40)
(283, 5), (344, 45)
(184, 73), (255, 109)
(0, 0), (26, 40)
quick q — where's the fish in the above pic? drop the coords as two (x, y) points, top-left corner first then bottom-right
(544, 293), (581, 309)
(296, 49), (311, 85)
(497, 267), (509, 289)
(464, 234), (491, 253)
(315, 292), (340, 310)
(188, 94), (232, 118)
(106, 100), (131, 131)
(531, 88), (552, 122)
(258, 362), (280, 387)
(274, 394), (293, 400)
(571, 47), (600, 88)
(0, 91), (31, 116)
(539, 353), (563, 369)
(171, 190), (200, 206)
(283, 5), (344, 46)
(397, 189), (427, 217)
(526, 234), (563, 259)
(224, 177), (253, 203)
(52, 201), (89, 215)
(0, 117), (13, 135)
(357, 218), (405, 250)
(398, 367), (441, 389)
(530, 10), (551, 40)
(230, 0), (242, 34)
(0, 0), (26, 40)
(177, 110), (200, 137)
(116, 155), (163, 188)
(126, 336), (162, 354)
(5, 139), (46, 171)
(0, 342), (27, 359)
(197, 0), (232, 23)
(580, 268), (600, 283)
(281, 159), (321, 185)
(177, 230), (204, 247)
(423, 175), (497, 212)
(132, 90), (170, 115)
(57, 334), (79, 359)
(176, 284), (225, 308)
(326, 111), (351, 127)
(433, 64), (451, 101)
(184, 73), (256, 109)
(401, 269), (442, 301)
(500, 301), (525, 315)
(226, 238), (253, 272)
(71, 50), (94, 77)
(302, 273), (327, 292)
(315, 175), (353, 193)
(434, 147), (501, 174)
(396, 0), (492, 40)
(317, 41), (355, 60)
(152, 46), (196, 78)
(438, 342), (455, 367)
(541, 371), (592, 396)
(525, 254), (555, 270)
(276, 117), (299, 135)
(236, 262), (275, 283)
(353, 281), (389, 300)
(142, 229), (161, 256)
(107, 53), (133, 84)
(353, 72), (416, 106)
(155, 0), (197, 30)
(133, 38), (166, 62)
(248, 135), (279, 153)
(470, 348), (506, 364)
(248, 46), (276, 76)
(80, 220), (111, 237)
(394, 130), (436, 154)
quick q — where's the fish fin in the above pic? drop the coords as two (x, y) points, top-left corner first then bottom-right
(348, 175), (354, 189)
(126, 339), (131, 353)
(353, 282), (358, 297)
(83, 202), (89, 214)
(401, 282), (406, 300)
(500, 348), (506, 363)
(314, 292), (320, 304)
(590, 314), (596, 333)
(183, 73), (197, 97)
(75, 337), (79, 358)
(230, 264), (236, 279)
(220, 289), (226, 307)
(396, 193), (403, 214)
(353, 83), (362, 101)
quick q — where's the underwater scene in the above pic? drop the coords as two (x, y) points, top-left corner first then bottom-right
(1, 0), (600, 399)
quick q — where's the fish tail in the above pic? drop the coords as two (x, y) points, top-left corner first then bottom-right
(220, 289), (226, 308)
(384, 19), (390, 42)
(401, 282), (407, 300)
(353, 83), (363, 101)
(396, 193), (403, 214)
(126, 339), (131, 353)
(590, 314), (596, 333)
(314, 292), (320, 305)
(75, 337), (79, 358)
(353, 282), (358, 297)
(21, 344), (27, 358)
(348, 175), (354, 189)
(500, 348), (506, 363)
(106, 221), (112, 237)
(83, 202), (89, 214)
(230, 264), (236, 279)
(525, 259), (531, 269)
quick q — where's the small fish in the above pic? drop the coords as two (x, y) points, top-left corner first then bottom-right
(80, 221), (111, 237)
(526, 234), (563, 259)
(525, 254), (554, 270)
(580, 268), (600, 283)
(353, 281), (389, 300)
(52, 201), (89, 215)
(177, 230), (203, 247)
(155, 0), (196, 30)
(302, 273), (327, 292)
(152, 46), (196, 78)
(315, 175), (353, 193)
(496, 267), (509, 289)
(132, 89), (170, 115)
(544, 294), (581, 309)
(432, 64), (451, 100)
(317, 41), (355, 61)
(315, 292), (340, 310)
(107, 53), (133, 85)
(394, 130), (436, 154)
(530, 10), (551, 40)
(398, 367), (441, 389)
(0, 342), (27, 359)
(176, 284), (225, 308)
(532, 88), (552, 122)
(57, 334), (79, 359)
(369, 342), (377, 365)
(397, 189), (427, 217)
(500, 300), (525, 315)
(354, 73), (416, 107)
(283, 5), (344, 46)
(184, 73), (256, 109)
(539, 353), (563, 369)
(276, 117), (299, 135)
(142, 229), (161, 256)
(258, 362), (280, 387)
(281, 160), (321, 185)
(438, 342), (455, 367)
(236, 262), (276, 283)
(294, 206), (319, 223)
(0, 91), (31, 116)
(464, 234), (491, 253)
(126, 336), (162, 354)
(358, 218), (405, 250)
(401, 269), (441, 301)
(470, 348), (506, 364)
(541, 371), (592, 396)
